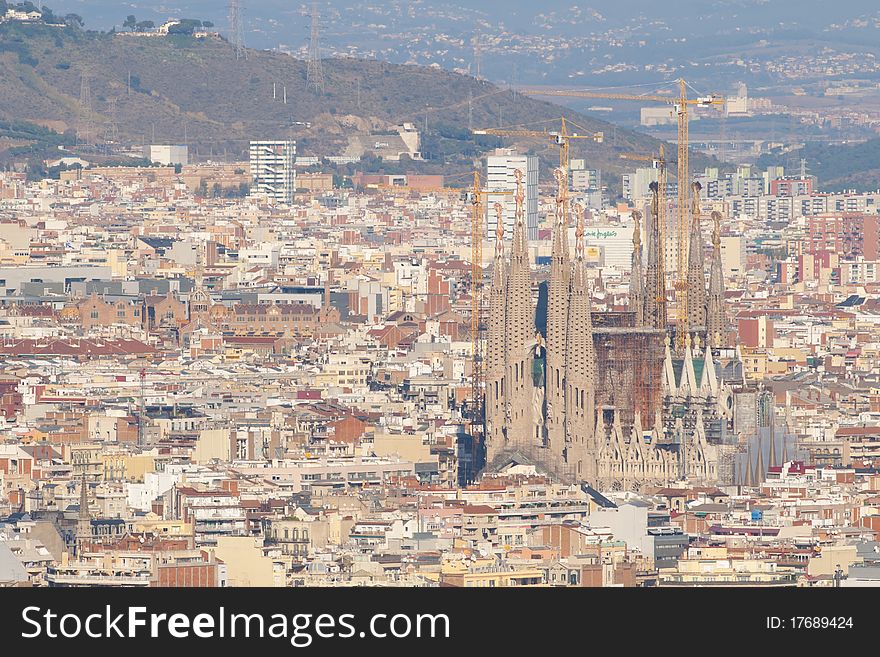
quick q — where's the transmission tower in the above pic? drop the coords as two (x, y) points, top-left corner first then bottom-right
(307, 2), (325, 94)
(229, 0), (246, 60)
(103, 96), (119, 148)
(77, 69), (92, 146)
(472, 34), (482, 80)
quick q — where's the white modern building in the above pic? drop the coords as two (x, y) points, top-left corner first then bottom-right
(622, 167), (659, 202)
(143, 144), (188, 166)
(249, 140), (296, 204)
(584, 222), (635, 271)
(486, 150), (538, 241)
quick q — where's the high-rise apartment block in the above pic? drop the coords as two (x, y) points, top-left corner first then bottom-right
(486, 150), (538, 241)
(249, 140), (296, 203)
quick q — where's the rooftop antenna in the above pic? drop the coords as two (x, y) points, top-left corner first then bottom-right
(307, 2), (325, 94)
(229, 0), (247, 60)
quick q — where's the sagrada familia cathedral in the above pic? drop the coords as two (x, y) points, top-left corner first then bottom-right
(485, 168), (744, 492)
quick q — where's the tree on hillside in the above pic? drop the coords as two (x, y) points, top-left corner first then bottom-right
(63, 13), (83, 28)
(41, 6), (59, 23)
(167, 18), (201, 35)
(136, 20), (154, 31)
(123, 14), (136, 30)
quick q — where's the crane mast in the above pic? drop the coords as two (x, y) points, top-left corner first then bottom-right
(657, 146), (668, 329)
(521, 79), (723, 349)
(473, 116), (603, 185)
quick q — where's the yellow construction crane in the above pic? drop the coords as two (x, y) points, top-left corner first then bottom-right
(473, 116), (603, 173)
(522, 78), (723, 349)
(620, 147), (668, 324)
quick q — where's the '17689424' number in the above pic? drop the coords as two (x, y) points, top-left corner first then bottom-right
(790, 617), (853, 629)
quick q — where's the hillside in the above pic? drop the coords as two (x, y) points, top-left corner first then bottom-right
(0, 20), (722, 187)
(757, 139), (880, 193)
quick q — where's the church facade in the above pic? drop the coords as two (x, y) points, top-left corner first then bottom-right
(485, 167), (740, 491)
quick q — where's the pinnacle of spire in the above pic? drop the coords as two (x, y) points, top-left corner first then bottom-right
(644, 182), (665, 330)
(744, 447), (754, 487)
(494, 202), (505, 258)
(754, 435), (765, 484)
(687, 181), (707, 331)
(575, 203), (585, 260)
(511, 168), (528, 257)
(707, 210), (726, 347)
(712, 209), (721, 250)
(632, 209), (642, 249)
(768, 408), (778, 469)
(78, 472), (89, 519)
(554, 167), (567, 228)
(630, 209), (645, 326)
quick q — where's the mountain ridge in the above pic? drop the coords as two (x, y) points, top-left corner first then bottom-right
(0, 20), (721, 186)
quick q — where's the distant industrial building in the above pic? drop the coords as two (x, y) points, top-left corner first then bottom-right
(143, 144), (188, 167)
(249, 140), (296, 204)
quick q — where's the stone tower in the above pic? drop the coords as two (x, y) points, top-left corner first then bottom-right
(644, 182), (666, 330)
(485, 203), (509, 458)
(75, 473), (90, 556)
(563, 206), (598, 482)
(687, 181), (708, 331)
(706, 210), (726, 347)
(546, 168), (570, 458)
(629, 209), (645, 326)
(503, 169), (536, 451)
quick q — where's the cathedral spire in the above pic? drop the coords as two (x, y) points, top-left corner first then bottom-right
(706, 210), (726, 347)
(501, 168), (535, 453)
(687, 181), (707, 332)
(629, 209), (645, 326)
(485, 203), (509, 460)
(76, 472), (90, 556)
(546, 168), (571, 463)
(575, 203), (585, 260)
(754, 434), (765, 484)
(511, 168), (528, 259)
(564, 202), (597, 483)
(494, 202), (505, 258)
(768, 417), (778, 469)
(645, 181), (666, 330)
(744, 446), (754, 487)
